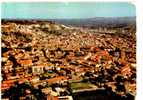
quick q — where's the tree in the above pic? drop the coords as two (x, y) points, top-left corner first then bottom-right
(96, 73), (106, 87)
(31, 85), (46, 100)
(8, 54), (21, 76)
(8, 81), (21, 100)
(115, 83), (126, 93)
(115, 75), (126, 83)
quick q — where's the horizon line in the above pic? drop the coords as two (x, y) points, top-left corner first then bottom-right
(1, 16), (136, 20)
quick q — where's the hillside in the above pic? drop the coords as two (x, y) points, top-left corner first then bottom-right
(1, 19), (136, 100)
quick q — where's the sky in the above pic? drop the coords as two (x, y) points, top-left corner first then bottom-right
(1, 2), (136, 19)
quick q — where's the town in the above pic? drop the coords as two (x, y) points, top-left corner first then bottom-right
(1, 19), (136, 100)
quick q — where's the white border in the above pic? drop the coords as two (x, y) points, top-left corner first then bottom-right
(1, 0), (143, 100)
(136, 0), (143, 100)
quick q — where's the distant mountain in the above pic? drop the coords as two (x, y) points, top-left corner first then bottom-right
(49, 17), (136, 28)
(2, 17), (136, 28)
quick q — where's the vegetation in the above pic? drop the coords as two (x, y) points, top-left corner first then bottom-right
(71, 82), (94, 90)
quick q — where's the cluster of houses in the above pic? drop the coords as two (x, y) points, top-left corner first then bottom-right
(1, 21), (136, 100)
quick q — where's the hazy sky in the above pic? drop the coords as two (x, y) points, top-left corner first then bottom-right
(1, 2), (136, 19)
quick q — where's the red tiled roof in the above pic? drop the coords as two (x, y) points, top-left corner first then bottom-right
(2, 80), (15, 84)
(34, 64), (47, 68)
(18, 60), (32, 65)
(47, 95), (59, 100)
(120, 65), (132, 75)
(1, 83), (10, 90)
(18, 77), (31, 84)
(47, 76), (67, 84)
(2, 53), (7, 58)
(100, 51), (109, 56)
(1, 83), (14, 90)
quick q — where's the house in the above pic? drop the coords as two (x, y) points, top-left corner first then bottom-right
(47, 95), (59, 100)
(1, 83), (11, 90)
(32, 63), (52, 74)
(84, 52), (92, 60)
(32, 64), (45, 74)
(31, 76), (40, 83)
(59, 96), (73, 100)
(3, 60), (13, 73)
(1, 80), (15, 91)
(47, 76), (68, 85)
(120, 65), (132, 77)
(18, 59), (33, 67)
